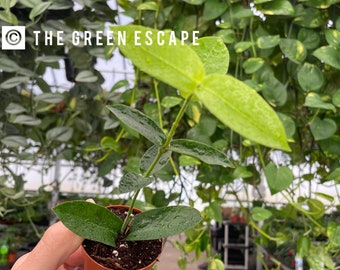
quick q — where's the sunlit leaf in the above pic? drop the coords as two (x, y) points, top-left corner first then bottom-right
(196, 74), (290, 151)
(111, 25), (205, 98)
(191, 37), (229, 75)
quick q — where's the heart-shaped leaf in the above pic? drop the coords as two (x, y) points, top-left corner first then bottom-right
(297, 63), (324, 92)
(125, 206), (202, 241)
(53, 201), (123, 247)
(264, 163), (294, 195)
(313, 46), (340, 70)
(304, 93), (335, 111)
(310, 117), (337, 141)
(107, 104), (166, 145)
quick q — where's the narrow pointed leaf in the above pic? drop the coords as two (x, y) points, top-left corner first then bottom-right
(111, 25), (205, 98)
(140, 145), (171, 174)
(107, 104), (166, 145)
(126, 206), (202, 241)
(53, 201), (123, 247)
(170, 139), (232, 167)
(119, 172), (153, 194)
(12, 115), (41, 126)
(46, 126), (73, 142)
(196, 74), (290, 151)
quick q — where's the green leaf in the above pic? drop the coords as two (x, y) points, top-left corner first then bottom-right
(298, 28), (320, 50)
(264, 163), (294, 195)
(111, 25), (205, 98)
(161, 96), (182, 108)
(242, 57), (265, 74)
(325, 29), (340, 46)
(34, 93), (64, 103)
(119, 172), (153, 194)
(170, 139), (233, 167)
(46, 126), (73, 142)
(12, 115), (41, 126)
(0, 76), (29, 89)
(75, 70), (98, 83)
(0, 10), (18, 25)
(256, 35), (280, 49)
(107, 104), (166, 145)
(196, 74), (290, 151)
(251, 207), (272, 221)
(137, 1), (158, 11)
(293, 7), (324, 28)
(260, 0), (294, 16)
(100, 136), (120, 151)
(19, 0), (41, 8)
(327, 221), (340, 246)
(190, 37), (229, 75)
(0, 0), (18, 9)
(277, 113), (296, 139)
(208, 259), (225, 270)
(140, 145), (171, 174)
(324, 167), (340, 184)
(1, 136), (27, 148)
(313, 46), (340, 70)
(279, 38), (307, 64)
(29, 1), (52, 20)
(297, 63), (324, 91)
(53, 201), (123, 247)
(202, 0), (228, 20)
(182, 0), (205, 5)
(297, 235), (310, 257)
(310, 117), (337, 141)
(35, 55), (64, 63)
(126, 206), (202, 240)
(304, 93), (336, 111)
(0, 58), (20, 72)
(234, 41), (253, 53)
(5, 103), (27, 114)
(332, 89), (340, 107)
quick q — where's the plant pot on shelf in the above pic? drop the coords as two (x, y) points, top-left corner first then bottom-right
(81, 205), (164, 270)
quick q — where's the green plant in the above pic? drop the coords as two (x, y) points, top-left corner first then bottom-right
(53, 24), (289, 260)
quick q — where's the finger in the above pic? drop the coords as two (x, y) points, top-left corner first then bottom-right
(12, 221), (83, 270)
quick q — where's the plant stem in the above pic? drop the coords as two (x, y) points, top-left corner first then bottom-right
(120, 94), (193, 234)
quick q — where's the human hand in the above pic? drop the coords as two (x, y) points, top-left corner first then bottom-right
(11, 221), (84, 270)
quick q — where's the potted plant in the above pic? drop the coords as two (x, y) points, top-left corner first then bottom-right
(53, 24), (289, 270)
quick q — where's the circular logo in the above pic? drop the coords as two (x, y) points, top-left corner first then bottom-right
(5, 29), (22, 46)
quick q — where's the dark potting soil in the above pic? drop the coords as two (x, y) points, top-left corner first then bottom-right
(83, 207), (163, 270)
